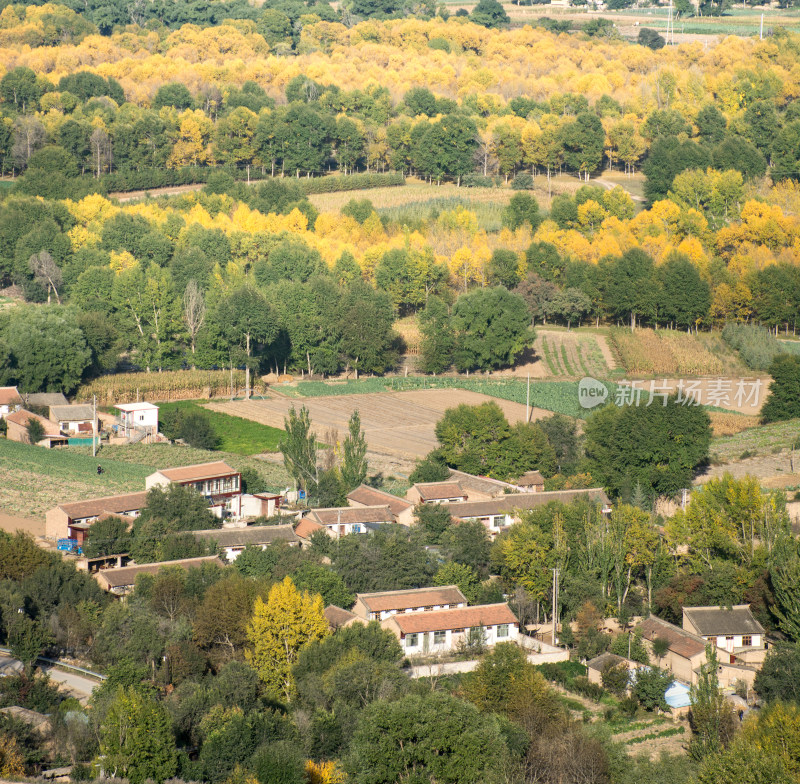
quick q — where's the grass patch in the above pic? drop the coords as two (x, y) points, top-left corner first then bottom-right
(159, 400), (284, 455)
(624, 727), (684, 745)
(711, 418), (800, 461)
(0, 438), (292, 520)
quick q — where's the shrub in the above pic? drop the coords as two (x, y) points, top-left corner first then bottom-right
(511, 171), (535, 190)
(570, 676), (605, 702)
(461, 173), (495, 188)
(427, 36), (451, 52)
(721, 323), (800, 371)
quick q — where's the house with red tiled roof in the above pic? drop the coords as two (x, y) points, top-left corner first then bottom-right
(300, 505), (397, 539)
(352, 585), (468, 621)
(146, 462), (241, 516)
(347, 485), (414, 526)
(6, 409), (67, 448)
(45, 491), (148, 544)
(324, 605), (361, 631)
(381, 603), (519, 656)
(0, 386), (21, 419)
(406, 481), (468, 505)
(94, 555), (225, 595)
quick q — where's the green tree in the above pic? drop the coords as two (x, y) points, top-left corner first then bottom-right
(152, 82), (193, 110)
(99, 687), (178, 784)
(418, 295), (455, 374)
(25, 417), (44, 445)
(345, 691), (513, 784)
(291, 562), (354, 609)
(657, 252), (711, 328)
(584, 399), (711, 498)
(770, 535), (800, 640)
(341, 410), (368, 492)
(245, 576), (329, 701)
(761, 355), (800, 423)
(538, 413), (579, 473)
(280, 405), (318, 494)
(7, 615), (53, 676)
(754, 643), (800, 704)
(638, 28), (665, 49)
(434, 401), (510, 476)
(470, 0), (510, 28)
(486, 249), (522, 289)
(502, 193), (542, 232)
(696, 739), (794, 784)
(559, 112), (605, 179)
(415, 502), (453, 544)
(689, 645), (736, 759)
(633, 666), (672, 711)
(451, 287), (532, 372)
(434, 561), (480, 603)
(82, 517), (132, 558)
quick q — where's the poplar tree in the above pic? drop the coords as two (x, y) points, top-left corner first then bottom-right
(340, 409), (368, 491)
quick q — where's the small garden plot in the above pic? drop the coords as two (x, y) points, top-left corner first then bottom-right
(610, 328), (724, 376)
(535, 331), (610, 378)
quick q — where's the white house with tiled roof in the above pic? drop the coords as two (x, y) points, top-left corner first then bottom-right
(352, 585), (468, 621)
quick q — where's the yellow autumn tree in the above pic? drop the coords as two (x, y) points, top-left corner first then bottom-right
(245, 576), (329, 701)
(167, 109), (214, 169)
(305, 760), (346, 784)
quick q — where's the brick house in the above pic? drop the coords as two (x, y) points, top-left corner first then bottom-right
(352, 585), (468, 622)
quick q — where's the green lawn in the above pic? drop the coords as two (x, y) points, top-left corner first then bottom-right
(159, 400), (284, 455)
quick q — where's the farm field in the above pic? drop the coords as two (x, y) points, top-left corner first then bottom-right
(534, 330), (612, 378)
(208, 389), (550, 463)
(158, 400), (284, 455)
(0, 440), (291, 520)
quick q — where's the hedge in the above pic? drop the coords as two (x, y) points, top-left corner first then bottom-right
(298, 171), (405, 194)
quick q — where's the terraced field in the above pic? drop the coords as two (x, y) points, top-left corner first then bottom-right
(534, 330), (613, 378)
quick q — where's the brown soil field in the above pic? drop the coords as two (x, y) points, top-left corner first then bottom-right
(0, 511), (44, 537)
(207, 389), (549, 464)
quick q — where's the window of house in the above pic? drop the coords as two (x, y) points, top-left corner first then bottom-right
(726, 636), (734, 643)
(424, 606), (433, 611)
(433, 630), (446, 645)
(742, 635), (752, 647)
(497, 624), (509, 638)
(352, 524), (362, 533)
(452, 628), (465, 634)
(406, 634), (418, 648)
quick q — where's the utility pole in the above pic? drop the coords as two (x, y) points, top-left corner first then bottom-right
(526, 374), (530, 424)
(760, 13), (764, 40)
(92, 394), (97, 458)
(552, 567), (559, 646)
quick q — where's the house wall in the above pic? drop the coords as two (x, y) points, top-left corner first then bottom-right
(717, 664), (758, 690)
(661, 650), (706, 685)
(352, 599), (467, 621)
(58, 419), (93, 433)
(398, 622), (519, 656)
(45, 508), (70, 540)
(406, 487), (423, 505)
(146, 473), (170, 491)
(395, 507), (415, 526)
(709, 634), (762, 651)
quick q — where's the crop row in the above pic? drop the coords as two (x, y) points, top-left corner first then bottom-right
(610, 328), (723, 376)
(76, 370), (249, 404)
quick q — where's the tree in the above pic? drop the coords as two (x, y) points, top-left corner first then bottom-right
(418, 296), (455, 374)
(345, 691), (513, 784)
(638, 28), (665, 49)
(280, 405), (318, 494)
(245, 576), (329, 701)
(601, 662), (631, 697)
(761, 355), (800, 423)
(193, 575), (264, 657)
(470, 0), (510, 28)
(7, 615), (52, 676)
(291, 563), (354, 609)
(632, 666), (672, 711)
(696, 739), (794, 784)
(340, 410), (368, 492)
(451, 287), (533, 372)
(658, 253), (711, 328)
(25, 417), (44, 445)
(434, 561), (480, 604)
(100, 687), (178, 784)
(770, 536), (800, 641)
(502, 193), (541, 232)
(434, 402), (510, 476)
(152, 82), (193, 110)
(82, 517), (132, 558)
(754, 643), (800, 704)
(415, 502), (454, 544)
(28, 250), (61, 305)
(689, 645), (736, 759)
(486, 249), (522, 289)
(559, 113), (605, 180)
(182, 279), (205, 361)
(538, 414), (579, 473)
(600, 248), (658, 330)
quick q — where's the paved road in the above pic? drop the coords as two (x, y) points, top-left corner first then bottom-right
(0, 654), (101, 698)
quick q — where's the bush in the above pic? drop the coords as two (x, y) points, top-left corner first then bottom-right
(461, 173), (495, 188)
(721, 323), (800, 370)
(570, 676), (605, 702)
(428, 36), (451, 52)
(299, 172), (404, 194)
(638, 27), (665, 50)
(511, 171), (535, 190)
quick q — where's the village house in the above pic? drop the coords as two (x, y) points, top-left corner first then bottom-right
(512, 470), (545, 493)
(21, 392), (67, 408)
(323, 605), (361, 631)
(298, 505), (399, 539)
(381, 603), (520, 656)
(229, 492), (284, 519)
(447, 470), (518, 499)
(6, 409), (67, 448)
(114, 402), (159, 439)
(0, 386), (21, 418)
(447, 488), (612, 536)
(94, 555), (225, 595)
(352, 585), (468, 621)
(294, 517), (325, 547)
(682, 605), (767, 666)
(145, 461), (241, 516)
(347, 484), (415, 526)
(45, 491), (149, 544)
(639, 614), (762, 689)
(190, 523), (299, 561)
(406, 481), (468, 505)
(586, 652), (644, 688)
(49, 404), (96, 435)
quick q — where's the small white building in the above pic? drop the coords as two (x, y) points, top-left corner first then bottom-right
(381, 603), (520, 656)
(682, 605), (766, 656)
(191, 523), (299, 561)
(49, 404), (96, 434)
(115, 402), (159, 438)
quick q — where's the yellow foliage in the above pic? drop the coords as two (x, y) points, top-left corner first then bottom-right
(305, 760), (346, 784)
(109, 251), (138, 274)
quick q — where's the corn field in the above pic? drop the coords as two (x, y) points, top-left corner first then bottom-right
(610, 328), (723, 376)
(76, 370), (250, 404)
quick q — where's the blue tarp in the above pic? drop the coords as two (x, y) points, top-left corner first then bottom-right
(67, 437), (94, 446)
(665, 680), (692, 708)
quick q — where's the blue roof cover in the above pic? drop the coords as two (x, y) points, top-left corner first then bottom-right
(665, 680), (692, 708)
